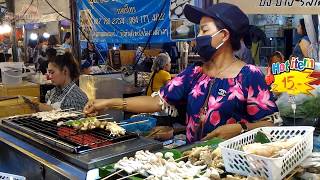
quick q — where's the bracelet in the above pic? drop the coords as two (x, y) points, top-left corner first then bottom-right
(122, 98), (128, 111)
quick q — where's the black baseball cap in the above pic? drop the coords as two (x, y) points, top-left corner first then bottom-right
(184, 3), (249, 36)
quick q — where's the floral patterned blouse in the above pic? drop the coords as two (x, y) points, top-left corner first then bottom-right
(159, 64), (279, 143)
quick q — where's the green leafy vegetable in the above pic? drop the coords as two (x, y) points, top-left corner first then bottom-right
(254, 131), (271, 144)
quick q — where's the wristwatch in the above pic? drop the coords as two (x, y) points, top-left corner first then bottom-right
(239, 121), (248, 133)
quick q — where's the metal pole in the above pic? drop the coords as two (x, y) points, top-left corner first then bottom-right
(7, 0), (17, 62)
(70, 0), (80, 61)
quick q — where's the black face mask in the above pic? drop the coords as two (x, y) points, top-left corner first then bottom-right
(195, 30), (224, 62)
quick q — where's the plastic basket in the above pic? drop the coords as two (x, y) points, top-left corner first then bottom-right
(218, 126), (314, 180)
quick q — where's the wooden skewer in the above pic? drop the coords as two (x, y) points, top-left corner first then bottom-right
(146, 130), (161, 138)
(60, 108), (75, 112)
(117, 172), (140, 180)
(97, 117), (114, 121)
(284, 167), (303, 180)
(174, 155), (190, 162)
(96, 114), (110, 118)
(101, 169), (124, 180)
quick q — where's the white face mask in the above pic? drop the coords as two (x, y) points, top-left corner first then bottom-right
(42, 45), (48, 51)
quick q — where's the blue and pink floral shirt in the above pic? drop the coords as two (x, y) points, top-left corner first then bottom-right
(159, 64), (278, 143)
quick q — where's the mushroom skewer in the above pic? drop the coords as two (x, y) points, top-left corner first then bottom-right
(117, 172), (139, 180)
(57, 117), (126, 136)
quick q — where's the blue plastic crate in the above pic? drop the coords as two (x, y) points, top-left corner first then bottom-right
(121, 114), (157, 134)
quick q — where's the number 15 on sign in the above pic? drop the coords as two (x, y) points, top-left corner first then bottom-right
(272, 70), (315, 95)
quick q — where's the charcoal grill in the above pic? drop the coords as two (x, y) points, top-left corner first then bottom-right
(1, 115), (138, 154)
(0, 114), (162, 171)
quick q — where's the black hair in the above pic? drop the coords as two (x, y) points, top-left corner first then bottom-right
(269, 51), (284, 67)
(38, 37), (46, 44)
(48, 35), (59, 46)
(47, 49), (80, 81)
(214, 18), (241, 51)
(299, 19), (307, 36)
(87, 41), (94, 47)
(63, 32), (71, 43)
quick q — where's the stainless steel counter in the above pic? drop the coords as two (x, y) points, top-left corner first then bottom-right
(0, 130), (88, 180)
(0, 119), (162, 180)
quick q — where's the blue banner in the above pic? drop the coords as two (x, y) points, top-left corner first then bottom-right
(77, 0), (171, 44)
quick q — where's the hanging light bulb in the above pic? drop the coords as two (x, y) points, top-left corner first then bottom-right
(30, 33), (38, 40)
(0, 24), (12, 34)
(43, 32), (50, 38)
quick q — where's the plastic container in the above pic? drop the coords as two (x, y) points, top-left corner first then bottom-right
(219, 126), (314, 180)
(0, 62), (24, 85)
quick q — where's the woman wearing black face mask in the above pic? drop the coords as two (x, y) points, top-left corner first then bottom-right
(83, 3), (280, 143)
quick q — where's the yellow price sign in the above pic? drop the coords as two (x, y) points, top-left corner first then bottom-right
(271, 70), (316, 95)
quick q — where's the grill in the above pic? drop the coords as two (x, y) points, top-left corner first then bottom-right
(1, 115), (138, 154)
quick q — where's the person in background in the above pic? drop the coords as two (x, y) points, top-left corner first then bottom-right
(47, 35), (60, 49)
(84, 3), (280, 143)
(293, 19), (311, 60)
(179, 41), (189, 71)
(27, 48), (88, 111)
(27, 41), (37, 64)
(36, 37), (48, 74)
(81, 59), (92, 75)
(265, 51), (285, 86)
(135, 46), (146, 65)
(234, 31), (255, 65)
(17, 41), (25, 62)
(62, 32), (72, 52)
(146, 53), (172, 96)
(7, 43), (24, 62)
(81, 42), (99, 66)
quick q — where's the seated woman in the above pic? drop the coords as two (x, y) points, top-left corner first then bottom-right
(28, 48), (88, 111)
(146, 53), (172, 96)
(84, 3), (280, 143)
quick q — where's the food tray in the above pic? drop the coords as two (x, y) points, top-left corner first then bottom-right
(219, 126), (315, 180)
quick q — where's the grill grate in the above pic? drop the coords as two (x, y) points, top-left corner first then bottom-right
(2, 115), (138, 154)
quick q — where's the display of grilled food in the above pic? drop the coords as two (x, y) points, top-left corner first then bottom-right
(33, 110), (79, 121)
(57, 117), (126, 137)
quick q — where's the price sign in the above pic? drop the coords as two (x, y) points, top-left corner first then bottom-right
(271, 70), (316, 95)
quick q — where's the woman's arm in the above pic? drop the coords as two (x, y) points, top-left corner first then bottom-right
(84, 96), (162, 115)
(202, 120), (273, 140)
(299, 39), (311, 58)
